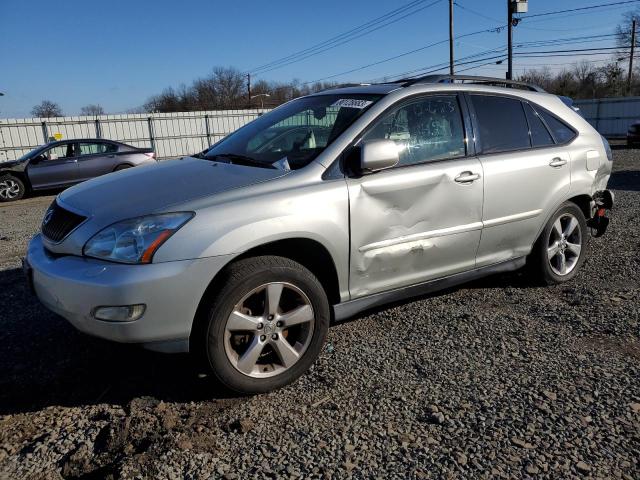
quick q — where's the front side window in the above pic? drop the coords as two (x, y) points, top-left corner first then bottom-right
(204, 94), (382, 170)
(361, 95), (466, 167)
(45, 143), (74, 160)
(471, 95), (530, 154)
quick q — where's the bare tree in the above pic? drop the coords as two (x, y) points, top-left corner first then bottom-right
(141, 65), (340, 113)
(80, 104), (105, 116)
(616, 8), (639, 52)
(31, 100), (63, 118)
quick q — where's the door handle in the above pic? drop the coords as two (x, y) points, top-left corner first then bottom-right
(454, 171), (481, 183)
(549, 157), (567, 168)
(64, 159), (78, 163)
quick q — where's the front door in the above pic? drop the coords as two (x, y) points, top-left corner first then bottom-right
(346, 94), (484, 298)
(27, 142), (79, 189)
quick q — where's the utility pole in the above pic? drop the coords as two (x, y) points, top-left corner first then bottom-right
(246, 73), (252, 106)
(449, 0), (454, 75)
(628, 18), (636, 94)
(507, 0), (513, 80)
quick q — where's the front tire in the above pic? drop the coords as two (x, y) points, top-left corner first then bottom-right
(528, 202), (589, 285)
(199, 256), (329, 394)
(0, 175), (25, 202)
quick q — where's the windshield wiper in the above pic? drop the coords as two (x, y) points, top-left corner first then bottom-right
(208, 153), (277, 169)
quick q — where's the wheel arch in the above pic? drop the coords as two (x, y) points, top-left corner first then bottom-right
(0, 169), (31, 191)
(189, 237), (342, 352)
(113, 163), (134, 171)
(566, 193), (594, 220)
(530, 193), (594, 251)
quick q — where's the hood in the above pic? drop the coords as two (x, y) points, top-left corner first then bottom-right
(0, 159), (27, 171)
(59, 156), (288, 219)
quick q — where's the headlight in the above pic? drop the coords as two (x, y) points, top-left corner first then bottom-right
(83, 212), (194, 264)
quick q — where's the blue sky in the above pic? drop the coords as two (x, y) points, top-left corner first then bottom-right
(0, 0), (632, 117)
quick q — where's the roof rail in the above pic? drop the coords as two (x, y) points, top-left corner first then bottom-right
(394, 75), (545, 92)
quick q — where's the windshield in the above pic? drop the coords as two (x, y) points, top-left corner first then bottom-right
(204, 94), (382, 170)
(18, 144), (49, 161)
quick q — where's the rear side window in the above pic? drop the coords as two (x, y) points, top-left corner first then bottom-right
(539, 110), (576, 144)
(78, 142), (118, 156)
(523, 102), (554, 147)
(471, 95), (530, 153)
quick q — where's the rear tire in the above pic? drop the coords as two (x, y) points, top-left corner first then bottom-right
(197, 256), (330, 394)
(528, 202), (589, 285)
(0, 175), (25, 202)
(114, 164), (132, 171)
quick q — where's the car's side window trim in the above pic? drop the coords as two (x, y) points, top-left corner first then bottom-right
(521, 101), (555, 149)
(520, 101), (535, 148)
(334, 91), (472, 177)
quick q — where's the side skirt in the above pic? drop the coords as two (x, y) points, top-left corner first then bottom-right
(333, 257), (526, 321)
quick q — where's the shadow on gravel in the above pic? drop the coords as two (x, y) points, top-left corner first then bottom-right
(336, 270), (537, 325)
(608, 169), (640, 192)
(0, 268), (235, 416)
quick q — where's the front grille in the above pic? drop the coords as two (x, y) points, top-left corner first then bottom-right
(41, 201), (87, 242)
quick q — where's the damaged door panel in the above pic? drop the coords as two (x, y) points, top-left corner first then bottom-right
(347, 158), (483, 298)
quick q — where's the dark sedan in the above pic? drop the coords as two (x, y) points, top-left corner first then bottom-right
(0, 139), (156, 202)
(627, 121), (640, 147)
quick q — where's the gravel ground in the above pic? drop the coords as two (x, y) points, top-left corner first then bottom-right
(0, 150), (638, 479)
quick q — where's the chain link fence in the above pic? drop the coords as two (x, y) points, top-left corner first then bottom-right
(0, 109), (269, 162)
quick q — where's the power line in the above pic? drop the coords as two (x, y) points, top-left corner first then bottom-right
(302, 25), (505, 85)
(522, 0), (640, 19)
(516, 46), (629, 55)
(247, 0), (444, 75)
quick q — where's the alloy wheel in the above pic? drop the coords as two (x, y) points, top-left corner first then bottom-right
(0, 179), (20, 200)
(223, 282), (315, 378)
(547, 213), (582, 276)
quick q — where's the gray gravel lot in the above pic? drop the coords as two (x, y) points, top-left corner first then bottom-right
(0, 150), (639, 479)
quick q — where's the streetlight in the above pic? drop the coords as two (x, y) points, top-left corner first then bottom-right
(250, 93), (270, 109)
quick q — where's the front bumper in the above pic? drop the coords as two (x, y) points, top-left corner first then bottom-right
(26, 234), (233, 350)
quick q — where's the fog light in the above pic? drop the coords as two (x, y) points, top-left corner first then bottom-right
(93, 304), (146, 322)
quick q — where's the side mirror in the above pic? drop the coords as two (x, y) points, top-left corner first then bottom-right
(30, 154), (45, 164)
(359, 139), (399, 173)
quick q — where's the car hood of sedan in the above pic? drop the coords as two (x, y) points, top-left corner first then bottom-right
(0, 159), (27, 171)
(59, 156), (287, 219)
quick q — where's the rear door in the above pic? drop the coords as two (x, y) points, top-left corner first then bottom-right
(346, 93), (484, 298)
(26, 142), (79, 189)
(468, 94), (572, 267)
(76, 141), (119, 182)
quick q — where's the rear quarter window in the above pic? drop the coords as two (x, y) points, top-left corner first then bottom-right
(538, 110), (576, 144)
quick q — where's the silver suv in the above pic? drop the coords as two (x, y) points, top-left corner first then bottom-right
(25, 75), (614, 394)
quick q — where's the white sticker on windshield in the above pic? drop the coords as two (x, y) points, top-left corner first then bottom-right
(330, 99), (373, 109)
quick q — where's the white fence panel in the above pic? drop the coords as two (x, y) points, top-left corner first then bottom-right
(574, 96), (640, 138)
(0, 109), (268, 162)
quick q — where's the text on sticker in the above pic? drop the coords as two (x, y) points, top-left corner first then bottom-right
(331, 99), (373, 109)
